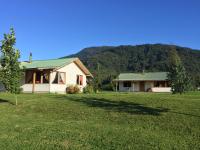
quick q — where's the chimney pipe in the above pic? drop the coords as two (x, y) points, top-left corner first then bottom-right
(29, 52), (32, 63)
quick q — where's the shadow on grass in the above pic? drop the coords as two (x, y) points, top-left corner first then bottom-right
(54, 95), (200, 118)
(54, 95), (169, 116)
(169, 111), (200, 118)
(0, 99), (14, 105)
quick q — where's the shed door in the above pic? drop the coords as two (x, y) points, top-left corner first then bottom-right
(139, 82), (145, 92)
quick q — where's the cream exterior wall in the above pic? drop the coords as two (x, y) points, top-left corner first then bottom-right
(21, 84), (50, 93)
(57, 62), (87, 88)
(133, 82), (140, 92)
(151, 87), (171, 92)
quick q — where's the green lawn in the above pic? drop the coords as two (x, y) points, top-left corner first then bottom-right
(0, 92), (200, 150)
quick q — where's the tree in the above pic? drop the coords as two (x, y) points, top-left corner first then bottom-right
(0, 28), (21, 104)
(92, 62), (101, 93)
(167, 48), (190, 94)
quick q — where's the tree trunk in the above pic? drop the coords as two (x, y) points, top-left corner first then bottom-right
(15, 94), (18, 105)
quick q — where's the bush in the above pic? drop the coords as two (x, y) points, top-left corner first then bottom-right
(66, 85), (80, 94)
(83, 85), (94, 94)
(102, 83), (115, 91)
(18, 87), (23, 94)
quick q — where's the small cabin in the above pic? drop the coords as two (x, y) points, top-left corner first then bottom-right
(113, 72), (171, 92)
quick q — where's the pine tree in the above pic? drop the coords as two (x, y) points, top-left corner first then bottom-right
(167, 48), (190, 94)
(0, 28), (21, 104)
(93, 62), (101, 93)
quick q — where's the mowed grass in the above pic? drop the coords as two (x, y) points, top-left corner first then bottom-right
(0, 92), (200, 150)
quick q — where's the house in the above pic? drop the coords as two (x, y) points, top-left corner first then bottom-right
(113, 72), (171, 92)
(20, 57), (93, 93)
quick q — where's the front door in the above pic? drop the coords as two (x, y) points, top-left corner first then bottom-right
(139, 81), (145, 92)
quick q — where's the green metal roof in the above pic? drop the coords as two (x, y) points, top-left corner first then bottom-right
(21, 58), (77, 69)
(115, 72), (168, 81)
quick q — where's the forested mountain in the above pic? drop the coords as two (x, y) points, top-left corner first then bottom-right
(63, 44), (200, 87)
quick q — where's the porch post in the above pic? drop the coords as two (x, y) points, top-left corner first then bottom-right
(165, 81), (167, 87)
(49, 71), (51, 92)
(115, 81), (118, 92)
(132, 81), (134, 92)
(41, 73), (43, 84)
(32, 72), (36, 93)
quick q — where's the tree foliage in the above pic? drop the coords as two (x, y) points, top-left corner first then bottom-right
(167, 48), (190, 94)
(0, 28), (21, 94)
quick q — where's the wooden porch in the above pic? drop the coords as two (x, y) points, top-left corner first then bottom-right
(24, 69), (51, 93)
(23, 69), (66, 93)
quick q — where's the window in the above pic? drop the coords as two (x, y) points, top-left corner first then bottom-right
(154, 81), (165, 87)
(52, 72), (65, 84)
(76, 75), (83, 85)
(58, 72), (65, 84)
(123, 81), (131, 87)
(43, 72), (50, 83)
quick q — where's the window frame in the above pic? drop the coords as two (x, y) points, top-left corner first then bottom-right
(76, 75), (83, 86)
(52, 71), (66, 84)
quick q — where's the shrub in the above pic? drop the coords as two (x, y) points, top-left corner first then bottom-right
(74, 85), (80, 93)
(83, 85), (94, 94)
(66, 85), (80, 94)
(102, 83), (114, 91)
(18, 87), (23, 94)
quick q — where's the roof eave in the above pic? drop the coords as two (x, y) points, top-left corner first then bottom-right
(113, 79), (168, 81)
(73, 58), (93, 78)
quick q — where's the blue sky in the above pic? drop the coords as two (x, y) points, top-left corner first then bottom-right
(0, 0), (200, 60)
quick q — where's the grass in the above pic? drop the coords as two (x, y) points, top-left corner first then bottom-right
(0, 92), (200, 150)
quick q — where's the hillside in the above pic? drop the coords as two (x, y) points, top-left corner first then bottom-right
(64, 44), (200, 87)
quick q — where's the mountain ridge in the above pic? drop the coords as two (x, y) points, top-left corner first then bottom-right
(63, 44), (200, 87)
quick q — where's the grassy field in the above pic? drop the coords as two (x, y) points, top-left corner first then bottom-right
(0, 92), (200, 150)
